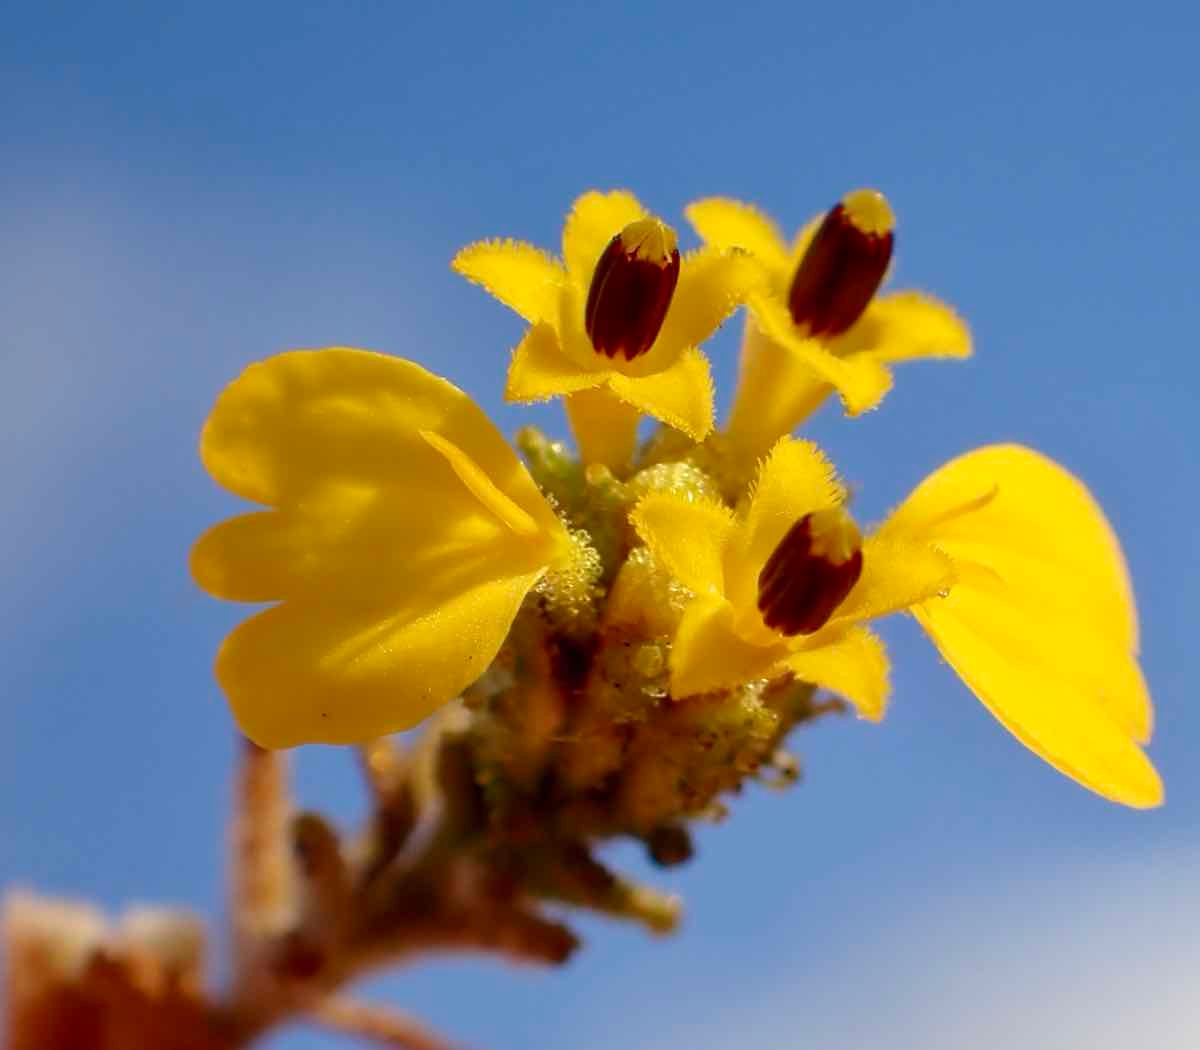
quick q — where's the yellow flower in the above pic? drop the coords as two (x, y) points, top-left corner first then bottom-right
(687, 191), (971, 462)
(634, 437), (1161, 808)
(190, 348), (574, 748)
(881, 444), (1161, 808)
(630, 437), (956, 718)
(453, 190), (756, 470)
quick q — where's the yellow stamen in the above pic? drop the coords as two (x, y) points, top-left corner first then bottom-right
(420, 429), (541, 538)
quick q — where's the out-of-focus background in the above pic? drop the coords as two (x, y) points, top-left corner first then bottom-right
(3, 2), (1198, 1047)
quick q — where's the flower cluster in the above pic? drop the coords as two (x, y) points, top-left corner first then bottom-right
(194, 188), (1162, 815)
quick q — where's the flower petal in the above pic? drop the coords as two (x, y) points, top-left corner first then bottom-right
(562, 190), (647, 285)
(723, 319), (831, 465)
(506, 322), (606, 402)
(913, 590), (1162, 808)
(750, 293), (893, 415)
(451, 239), (565, 323)
(200, 349), (560, 538)
(670, 595), (787, 698)
(784, 626), (890, 721)
(685, 197), (792, 277)
(630, 492), (736, 597)
(634, 246), (760, 373)
(606, 347), (715, 441)
(195, 349), (572, 746)
(836, 291), (972, 363)
(882, 444), (1138, 650)
(192, 509), (328, 602)
(194, 453), (544, 607)
(885, 444), (1158, 804)
(831, 535), (956, 626)
(218, 568), (546, 747)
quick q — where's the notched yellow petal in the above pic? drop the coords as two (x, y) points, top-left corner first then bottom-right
(219, 569), (546, 748)
(451, 239), (565, 323)
(630, 492), (736, 598)
(192, 510), (304, 602)
(891, 444), (1158, 807)
(196, 348), (572, 745)
(686, 197), (791, 275)
(784, 626), (891, 721)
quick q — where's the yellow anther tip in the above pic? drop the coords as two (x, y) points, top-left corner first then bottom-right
(619, 217), (679, 264)
(807, 507), (862, 565)
(841, 189), (895, 237)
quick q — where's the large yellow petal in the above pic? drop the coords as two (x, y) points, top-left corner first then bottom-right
(925, 568), (1151, 743)
(629, 246), (760, 374)
(200, 349), (561, 539)
(630, 492), (736, 597)
(830, 535), (956, 627)
(194, 441), (546, 608)
(195, 349), (571, 746)
(913, 590), (1161, 808)
(885, 444), (1157, 804)
(749, 293), (893, 415)
(836, 291), (971, 363)
(606, 347), (715, 441)
(218, 568), (546, 747)
(561, 189), (647, 286)
(670, 595), (787, 698)
(784, 627), (890, 721)
(451, 239), (565, 323)
(193, 508), (345, 603)
(685, 197), (791, 278)
(505, 322), (606, 402)
(881, 444), (1138, 649)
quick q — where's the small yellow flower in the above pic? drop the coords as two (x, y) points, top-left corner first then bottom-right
(881, 444), (1161, 808)
(631, 437), (956, 717)
(191, 348), (574, 748)
(687, 191), (971, 461)
(634, 437), (1161, 808)
(453, 190), (756, 470)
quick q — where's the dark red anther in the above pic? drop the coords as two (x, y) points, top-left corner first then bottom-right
(787, 190), (894, 338)
(584, 218), (681, 361)
(757, 510), (863, 636)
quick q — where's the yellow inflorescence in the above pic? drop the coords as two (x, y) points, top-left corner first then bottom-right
(193, 188), (1163, 812)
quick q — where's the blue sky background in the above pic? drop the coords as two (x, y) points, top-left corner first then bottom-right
(2, 1), (1198, 1046)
